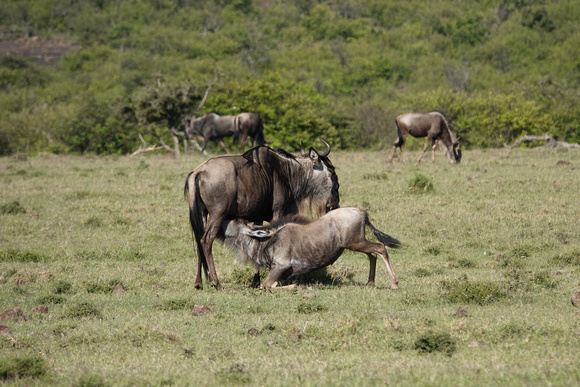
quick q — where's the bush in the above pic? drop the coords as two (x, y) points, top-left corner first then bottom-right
(408, 174), (434, 193)
(0, 201), (26, 215)
(0, 249), (45, 262)
(0, 356), (47, 380)
(414, 331), (457, 356)
(442, 277), (507, 305)
(65, 302), (102, 319)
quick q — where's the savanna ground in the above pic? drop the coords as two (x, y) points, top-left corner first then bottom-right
(1, 146), (579, 386)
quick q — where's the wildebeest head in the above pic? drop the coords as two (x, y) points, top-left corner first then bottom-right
(298, 140), (340, 215)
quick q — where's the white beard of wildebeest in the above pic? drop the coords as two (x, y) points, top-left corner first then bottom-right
(296, 154), (340, 217)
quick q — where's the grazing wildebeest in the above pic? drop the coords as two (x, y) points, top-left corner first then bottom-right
(184, 113), (237, 153)
(387, 111), (461, 164)
(234, 112), (265, 152)
(220, 207), (400, 289)
(184, 142), (340, 290)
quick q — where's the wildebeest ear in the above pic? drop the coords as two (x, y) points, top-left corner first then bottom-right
(300, 142), (308, 157)
(309, 148), (320, 163)
(245, 229), (273, 239)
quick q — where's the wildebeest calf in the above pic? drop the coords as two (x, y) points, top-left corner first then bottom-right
(220, 207), (400, 289)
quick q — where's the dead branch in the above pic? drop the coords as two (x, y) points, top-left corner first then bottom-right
(508, 135), (580, 149)
(196, 69), (219, 113)
(131, 133), (167, 156)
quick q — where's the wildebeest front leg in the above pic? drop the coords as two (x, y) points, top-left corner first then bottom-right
(261, 265), (291, 289)
(416, 137), (432, 164)
(431, 140), (437, 163)
(366, 253), (377, 288)
(250, 270), (261, 288)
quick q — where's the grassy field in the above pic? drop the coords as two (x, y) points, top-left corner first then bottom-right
(1, 147), (579, 386)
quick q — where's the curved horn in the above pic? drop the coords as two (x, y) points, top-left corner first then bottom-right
(319, 139), (331, 157)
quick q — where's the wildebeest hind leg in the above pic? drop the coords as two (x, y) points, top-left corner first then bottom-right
(366, 253), (377, 288)
(377, 247), (398, 290)
(200, 225), (223, 290)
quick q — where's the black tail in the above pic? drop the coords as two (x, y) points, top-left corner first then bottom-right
(394, 119), (405, 148)
(365, 214), (401, 248)
(184, 172), (209, 275)
(254, 117), (265, 146)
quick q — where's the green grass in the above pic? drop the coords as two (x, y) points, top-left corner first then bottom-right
(1, 148), (579, 385)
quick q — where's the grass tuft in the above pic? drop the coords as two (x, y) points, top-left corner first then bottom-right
(0, 248), (45, 262)
(297, 302), (327, 314)
(64, 302), (102, 319)
(408, 173), (434, 193)
(414, 331), (456, 356)
(37, 295), (66, 304)
(0, 356), (47, 380)
(0, 201), (26, 215)
(442, 277), (507, 305)
(85, 279), (124, 294)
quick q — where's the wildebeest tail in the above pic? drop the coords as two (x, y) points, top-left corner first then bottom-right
(365, 213), (401, 248)
(184, 171), (208, 271)
(254, 115), (265, 146)
(394, 119), (405, 148)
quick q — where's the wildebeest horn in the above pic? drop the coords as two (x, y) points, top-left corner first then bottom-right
(319, 139), (331, 157)
(300, 141), (308, 157)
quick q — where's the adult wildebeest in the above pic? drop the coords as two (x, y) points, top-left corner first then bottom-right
(234, 112), (265, 152)
(387, 111), (461, 164)
(184, 113), (237, 153)
(184, 142), (340, 290)
(220, 207), (400, 289)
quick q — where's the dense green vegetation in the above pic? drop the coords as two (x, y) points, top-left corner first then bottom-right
(1, 0), (579, 155)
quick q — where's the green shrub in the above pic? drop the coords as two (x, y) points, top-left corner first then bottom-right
(552, 250), (580, 266)
(0, 201), (26, 215)
(442, 277), (507, 305)
(414, 331), (456, 356)
(0, 249), (45, 262)
(85, 279), (123, 294)
(54, 280), (73, 294)
(0, 356), (47, 380)
(37, 295), (66, 304)
(65, 302), (102, 319)
(297, 302), (327, 314)
(408, 174), (434, 193)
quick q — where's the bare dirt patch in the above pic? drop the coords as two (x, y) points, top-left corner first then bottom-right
(0, 36), (81, 66)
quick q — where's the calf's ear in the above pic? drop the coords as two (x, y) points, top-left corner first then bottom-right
(245, 229), (273, 240)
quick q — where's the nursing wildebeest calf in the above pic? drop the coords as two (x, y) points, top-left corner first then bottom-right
(184, 143), (340, 290)
(221, 208), (400, 289)
(234, 112), (265, 152)
(387, 111), (461, 164)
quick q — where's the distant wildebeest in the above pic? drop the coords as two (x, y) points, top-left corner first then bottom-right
(234, 112), (265, 152)
(220, 207), (400, 289)
(184, 113), (237, 153)
(184, 141), (340, 290)
(387, 111), (461, 164)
